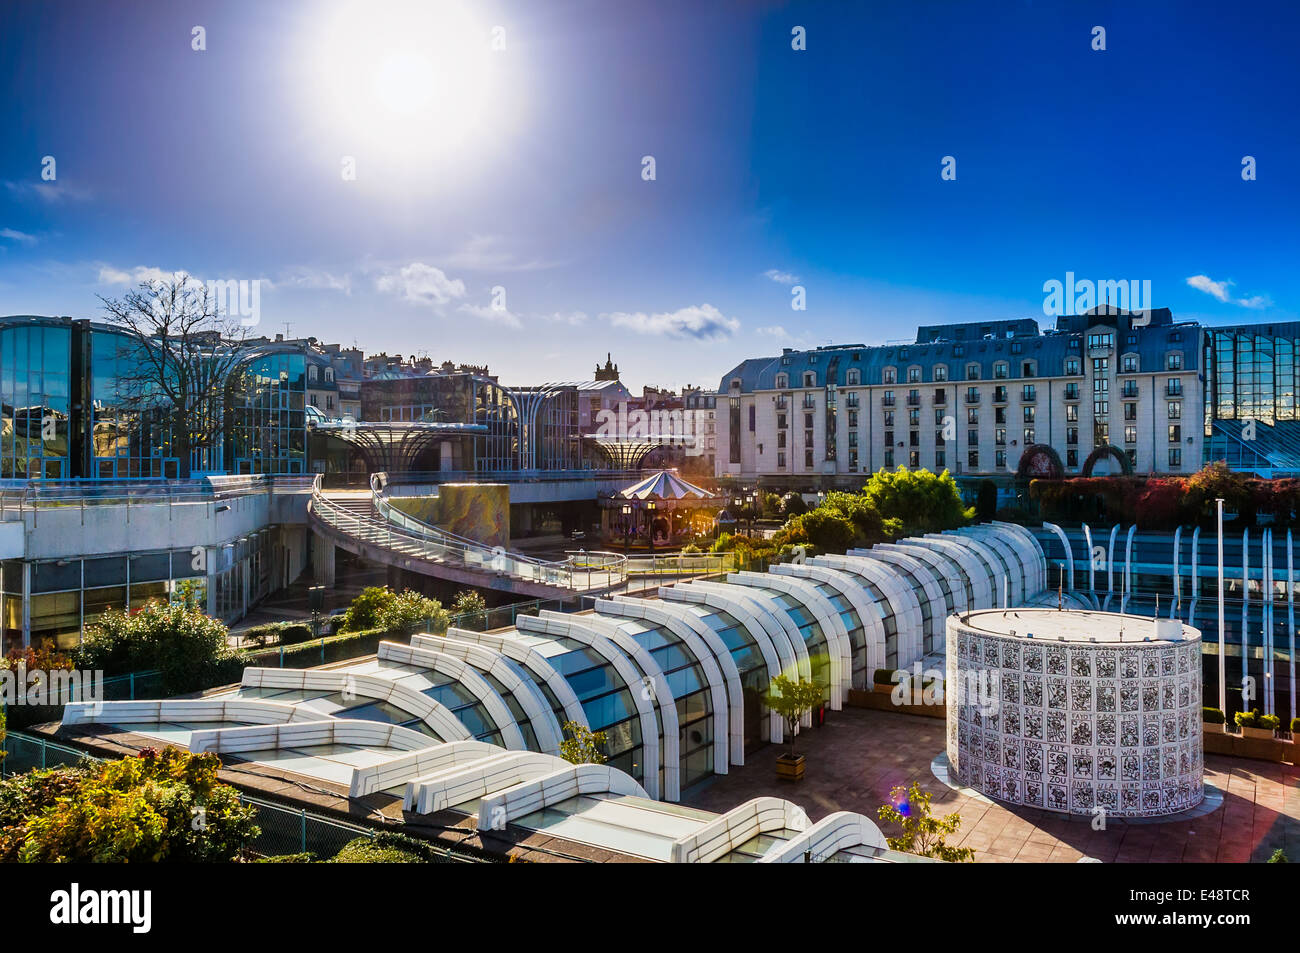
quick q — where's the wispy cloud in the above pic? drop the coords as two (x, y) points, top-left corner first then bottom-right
(441, 234), (562, 272)
(96, 264), (194, 286)
(276, 266), (351, 294)
(0, 228), (37, 245)
(457, 301), (523, 328)
(375, 262), (466, 306)
(756, 325), (810, 347)
(5, 180), (94, 204)
(606, 303), (740, 340)
(1186, 274), (1272, 309)
(539, 310), (589, 325)
(763, 268), (799, 285)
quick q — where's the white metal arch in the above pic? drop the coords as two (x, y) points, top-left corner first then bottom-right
(349, 739), (504, 798)
(61, 697), (324, 729)
(852, 547), (947, 656)
(375, 642), (528, 750)
(992, 520), (1048, 593)
(405, 750), (566, 814)
(668, 797), (810, 864)
(595, 596), (735, 774)
(240, 667), (473, 743)
(417, 629), (588, 731)
(536, 609), (683, 801)
(944, 529), (1019, 605)
(873, 541), (968, 614)
(729, 570), (851, 705)
(412, 633), (564, 755)
(189, 718), (433, 757)
(812, 553), (923, 670)
(476, 763), (649, 831)
(902, 536), (994, 609)
(686, 579), (811, 684)
(768, 561), (882, 692)
(757, 810), (889, 863)
(658, 583), (786, 744)
(514, 612), (669, 801)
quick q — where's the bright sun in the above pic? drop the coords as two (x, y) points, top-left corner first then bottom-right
(299, 0), (512, 169)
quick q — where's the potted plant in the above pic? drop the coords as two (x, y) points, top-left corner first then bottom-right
(763, 674), (824, 781)
(1203, 706), (1226, 731)
(1235, 708), (1273, 740)
(1259, 713), (1282, 737)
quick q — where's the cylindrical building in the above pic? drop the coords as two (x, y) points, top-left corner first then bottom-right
(946, 608), (1203, 818)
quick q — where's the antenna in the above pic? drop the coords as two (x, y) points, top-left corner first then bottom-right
(282, 322), (293, 338)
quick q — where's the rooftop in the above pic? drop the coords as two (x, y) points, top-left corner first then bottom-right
(956, 607), (1200, 645)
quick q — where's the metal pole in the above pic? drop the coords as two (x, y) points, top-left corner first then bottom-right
(1217, 498), (1225, 716)
(1242, 528), (1250, 714)
(1290, 528), (1296, 726)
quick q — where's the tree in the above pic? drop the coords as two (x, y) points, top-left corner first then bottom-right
(341, 586), (394, 631)
(781, 493), (808, 517)
(558, 721), (607, 765)
(99, 275), (254, 477)
(877, 781), (974, 862)
(450, 590), (488, 631)
(376, 590), (450, 634)
(0, 746), (259, 862)
(762, 675), (824, 759)
(781, 508), (857, 553)
(862, 467), (971, 535)
(76, 601), (236, 695)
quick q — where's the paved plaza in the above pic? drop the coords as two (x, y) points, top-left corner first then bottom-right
(680, 707), (1300, 863)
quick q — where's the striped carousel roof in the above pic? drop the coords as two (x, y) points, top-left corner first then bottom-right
(617, 470), (720, 502)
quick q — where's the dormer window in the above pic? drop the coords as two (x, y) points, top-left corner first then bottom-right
(966, 363), (981, 381)
(846, 368), (861, 386)
(775, 373), (789, 389)
(803, 371), (816, 387)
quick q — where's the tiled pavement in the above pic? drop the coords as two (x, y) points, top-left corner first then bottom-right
(680, 707), (1300, 863)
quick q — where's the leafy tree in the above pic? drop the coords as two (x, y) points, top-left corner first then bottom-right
(450, 590), (488, 631)
(558, 721), (608, 765)
(0, 746), (258, 862)
(340, 586), (396, 631)
(1268, 849), (1290, 863)
(781, 493), (808, 517)
(877, 781), (974, 862)
(780, 509), (857, 553)
(862, 467), (971, 535)
(761, 492), (784, 519)
(762, 675), (824, 759)
(378, 590), (450, 634)
(76, 601), (236, 695)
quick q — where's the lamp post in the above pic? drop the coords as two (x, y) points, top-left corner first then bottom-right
(746, 492), (756, 538)
(621, 503), (633, 557)
(646, 500), (657, 558)
(1217, 497), (1226, 716)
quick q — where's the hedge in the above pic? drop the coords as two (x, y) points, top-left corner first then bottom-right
(1202, 706), (1225, 724)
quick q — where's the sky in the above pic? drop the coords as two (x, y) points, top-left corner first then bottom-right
(1, 0), (1298, 392)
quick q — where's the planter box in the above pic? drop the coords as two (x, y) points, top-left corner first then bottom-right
(1242, 726), (1275, 740)
(873, 682), (894, 695)
(776, 754), (805, 781)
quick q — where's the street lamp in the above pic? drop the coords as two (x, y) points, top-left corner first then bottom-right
(646, 500), (657, 557)
(621, 503), (633, 556)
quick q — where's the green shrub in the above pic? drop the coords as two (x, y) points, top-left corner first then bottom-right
(450, 590), (488, 631)
(76, 601), (238, 696)
(680, 543), (702, 555)
(256, 852), (316, 863)
(874, 668), (894, 685)
(340, 586), (395, 632)
(1259, 713), (1281, 731)
(1292, 717), (1300, 734)
(1235, 709), (1259, 728)
(1202, 707), (1225, 724)
(277, 623), (313, 645)
(330, 833), (433, 863)
(1269, 849), (1290, 863)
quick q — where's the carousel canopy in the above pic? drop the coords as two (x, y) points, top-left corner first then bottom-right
(617, 469), (720, 502)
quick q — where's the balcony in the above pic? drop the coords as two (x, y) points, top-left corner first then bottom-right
(1021, 390), (1037, 403)
(1166, 385), (1183, 398)
(934, 393), (946, 405)
(993, 389), (1008, 404)
(906, 394), (921, 406)
(881, 396), (895, 407)
(1122, 385), (1139, 399)
(965, 392), (981, 404)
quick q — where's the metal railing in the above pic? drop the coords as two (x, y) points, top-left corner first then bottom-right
(0, 473), (315, 519)
(308, 475), (627, 591)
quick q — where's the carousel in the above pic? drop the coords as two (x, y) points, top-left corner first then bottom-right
(601, 470), (722, 551)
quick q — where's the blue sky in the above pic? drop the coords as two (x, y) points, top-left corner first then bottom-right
(1, 0), (1297, 390)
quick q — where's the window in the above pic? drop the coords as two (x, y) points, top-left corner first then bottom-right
(1023, 406), (1035, 423)
(1124, 403), (1137, 420)
(1167, 378), (1183, 396)
(934, 409), (945, 425)
(1124, 426), (1137, 443)
(908, 367), (921, 383)
(1024, 428), (1035, 444)
(994, 386), (1008, 402)
(775, 373), (788, 389)
(1087, 332), (1114, 349)
(995, 450), (1007, 468)
(934, 388), (946, 405)
(1167, 353), (1183, 370)
(935, 449), (946, 468)
(966, 364), (980, 381)
(777, 452), (786, 469)
(1066, 427), (1078, 445)
(847, 430), (858, 447)
(883, 367), (896, 384)
(803, 372), (816, 387)
(848, 410), (858, 428)
(907, 389), (920, 406)
(908, 408), (920, 426)
(967, 429), (978, 447)
(1065, 382), (1080, 400)
(995, 406), (1007, 424)
(804, 412), (813, 428)
(1169, 424), (1181, 443)
(966, 386), (980, 403)
(1169, 448), (1182, 468)
(967, 407), (979, 424)
(1022, 361), (1035, 377)
(777, 413), (787, 429)
(777, 431), (786, 449)
(1127, 449), (1138, 468)
(1121, 354), (1138, 373)
(968, 450), (979, 469)
(909, 450), (920, 467)
(884, 410), (894, 426)
(995, 428), (1006, 446)
(1167, 401), (1181, 419)
(1067, 448), (1079, 467)
(804, 448), (814, 468)
(1065, 357), (1081, 375)
(1094, 400), (1109, 417)
(846, 368), (860, 386)
(934, 365), (948, 381)
(749, 406), (756, 431)
(1066, 404), (1078, 422)
(1022, 384), (1036, 401)
(884, 429), (894, 446)
(994, 362), (1008, 379)
(884, 449), (894, 468)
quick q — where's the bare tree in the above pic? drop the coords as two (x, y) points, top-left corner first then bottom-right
(99, 276), (253, 478)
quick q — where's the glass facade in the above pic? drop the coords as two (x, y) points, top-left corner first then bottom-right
(226, 351), (308, 474)
(0, 321), (71, 478)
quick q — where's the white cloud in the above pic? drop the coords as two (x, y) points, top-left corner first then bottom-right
(1186, 274), (1231, 302)
(276, 266), (351, 294)
(606, 303), (740, 340)
(97, 264), (194, 286)
(457, 302), (523, 328)
(375, 262), (466, 306)
(4, 180), (94, 203)
(441, 234), (560, 272)
(540, 310), (588, 325)
(1186, 273), (1271, 309)
(0, 228), (37, 245)
(763, 268), (799, 285)
(756, 325), (810, 347)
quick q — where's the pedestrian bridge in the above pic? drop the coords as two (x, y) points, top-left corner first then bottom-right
(307, 475), (627, 599)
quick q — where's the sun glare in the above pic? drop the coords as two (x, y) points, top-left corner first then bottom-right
(299, 0), (512, 170)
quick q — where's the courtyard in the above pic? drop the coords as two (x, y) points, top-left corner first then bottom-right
(680, 707), (1300, 863)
